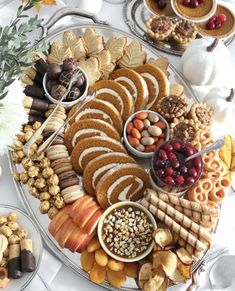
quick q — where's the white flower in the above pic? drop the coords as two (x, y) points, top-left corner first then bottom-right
(0, 80), (28, 155)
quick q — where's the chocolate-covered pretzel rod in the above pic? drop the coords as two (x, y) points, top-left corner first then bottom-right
(21, 239), (36, 272)
(24, 84), (44, 99)
(8, 244), (22, 279)
(141, 198), (207, 252)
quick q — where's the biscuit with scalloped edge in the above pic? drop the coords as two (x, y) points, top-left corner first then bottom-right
(63, 31), (86, 60)
(83, 28), (104, 56)
(96, 50), (115, 80)
(105, 36), (127, 63)
(48, 42), (73, 64)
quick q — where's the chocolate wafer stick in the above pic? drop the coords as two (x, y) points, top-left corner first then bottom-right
(141, 199), (207, 252)
(145, 191), (213, 243)
(145, 189), (220, 216)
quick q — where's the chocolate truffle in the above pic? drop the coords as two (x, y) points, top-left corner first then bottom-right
(67, 87), (81, 101)
(47, 80), (59, 93)
(51, 84), (67, 100)
(63, 58), (77, 71)
(59, 71), (73, 88)
(47, 64), (62, 80)
(75, 73), (85, 88)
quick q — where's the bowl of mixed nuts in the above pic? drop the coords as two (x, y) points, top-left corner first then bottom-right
(97, 201), (157, 263)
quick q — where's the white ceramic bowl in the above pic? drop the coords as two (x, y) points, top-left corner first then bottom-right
(43, 66), (89, 109)
(123, 110), (169, 159)
(97, 201), (157, 263)
(0, 205), (43, 291)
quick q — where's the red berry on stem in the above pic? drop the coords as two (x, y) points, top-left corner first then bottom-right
(218, 13), (226, 24)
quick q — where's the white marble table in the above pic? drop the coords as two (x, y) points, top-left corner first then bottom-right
(0, 1), (235, 290)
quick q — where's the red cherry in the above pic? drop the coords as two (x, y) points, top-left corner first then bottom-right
(163, 144), (173, 153)
(165, 167), (174, 176)
(172, 141), (182, 151)
(218, 13), (226, 24)
(185, 176), (195, 186)
(190, 0), (199, 8)
(182, 0), (190, 6)
(206, 21), (215, 30)
(156, 169), (164, 177)
(168, 152), (176, 161)
(188, 168), (198, 178)
(175, 175), (185, 186)
(164, 176), (175, 186)
(155, 159), (165, 168)
(209, 16), (217, 24)
(184, 146), (194, 157)
(172, 159), (180, 169)
(159, 149), (167, 161)
(193, 157), (202, 169)
(215, 19), (222, 29)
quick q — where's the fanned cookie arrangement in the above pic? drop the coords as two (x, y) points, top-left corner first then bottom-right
(11, 27), (233, 291)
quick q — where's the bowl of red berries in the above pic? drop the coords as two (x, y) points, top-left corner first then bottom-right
(150, 139), (203, 195)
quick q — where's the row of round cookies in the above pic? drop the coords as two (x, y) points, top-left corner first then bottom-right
(12, 28), (231, 291)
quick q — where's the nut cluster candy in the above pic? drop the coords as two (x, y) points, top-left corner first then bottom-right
(46, 58), (86, 102)
(126, 111), (168, 153)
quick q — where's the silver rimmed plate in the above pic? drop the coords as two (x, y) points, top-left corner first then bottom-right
(123, 0), (235, 56)
(0, 205), (43, 291)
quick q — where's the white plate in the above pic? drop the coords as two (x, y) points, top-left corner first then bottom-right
(0, 205), (43, 291)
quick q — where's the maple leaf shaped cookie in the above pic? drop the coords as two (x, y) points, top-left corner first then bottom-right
(47, 42), (73, 64)
(147, 57), (170, 78)
(118, 40), (146, 69)
(63, 31), (86, 60)
(105, 36), (127, 64)
(78, 57), (102, 86)
(96, 50), (115, 80)
(83, 28), (104, 56)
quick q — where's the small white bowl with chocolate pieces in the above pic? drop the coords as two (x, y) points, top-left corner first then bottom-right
(123, 110), (169, 159)
(43, 58), (89, 109)
(98, 201), (157, 262)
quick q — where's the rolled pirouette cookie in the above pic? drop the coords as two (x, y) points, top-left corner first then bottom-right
(8, 244), (22, 279)
(21, 239), (36, 272)
(145, 191), (213, 243)
(141, 198), (207, 252)
(147, 189), (219, 216)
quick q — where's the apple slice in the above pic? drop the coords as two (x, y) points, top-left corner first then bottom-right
(65, 227), (82, 252)
(83, 209), (103, 235)
(76, 230), (96, 253)
(69, 195), (94, 218)
(55, 218), (78, 248)
(48, 206), (69, 236)
(73, 202), (100, 228)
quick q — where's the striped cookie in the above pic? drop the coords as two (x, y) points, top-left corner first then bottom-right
(135, 64), (169, 111)
(96, 163), (149, 209)
(68, 99), (123, 135)
(83, 152), (136, 196)
(71, 136), (127, 174)
(51, 158), (73, 175)
(64, 119), (120, 153)
(61, 184), (85, 204)
(91, 80), (134, 122)
(110, 68), (149, 111)
(46, 145), (69, 161)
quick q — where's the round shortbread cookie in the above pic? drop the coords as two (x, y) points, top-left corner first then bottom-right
(91, 80), (134, 122)
(135, 64), (169, 111)
(110, 68), (149, 112)
(71, 136), (127, 174)
(96, 163), (150, 209)
(83, 152), (136, 196)
(64, 119), (120, 153)
(68, 99), (123, 135)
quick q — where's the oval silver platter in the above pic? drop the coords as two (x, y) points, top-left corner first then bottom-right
(7, 9), (217, 290)
(123, 0), (235, 56)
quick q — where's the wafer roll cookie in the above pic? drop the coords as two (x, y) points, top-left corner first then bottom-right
(174, 205), (215, 228)
(142, 199), (207, 252)
(152, 190), (220, 216)
(145, 192), (213, 243)
(177, 237), (204, 260)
